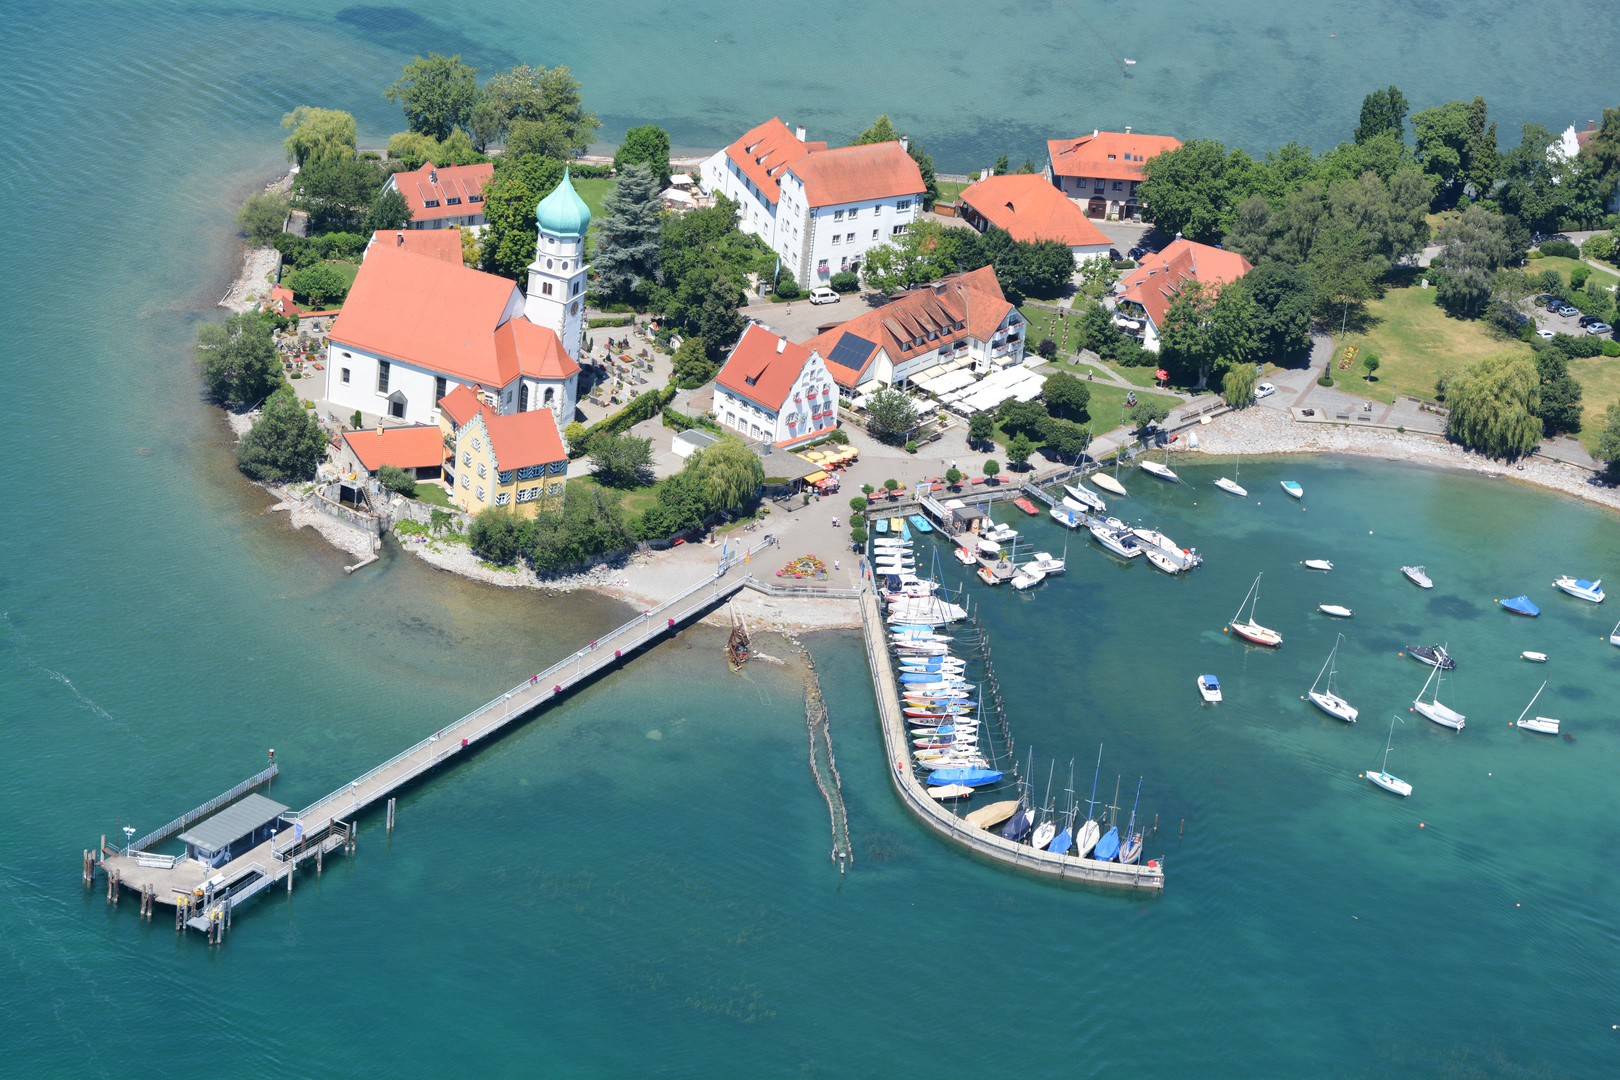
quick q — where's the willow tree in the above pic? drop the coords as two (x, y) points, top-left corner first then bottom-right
(281, 107), (357, 167)
(1445, 352), (1542, 458)
(688, 436), (764, 513)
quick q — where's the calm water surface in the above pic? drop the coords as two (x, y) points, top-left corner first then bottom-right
(3, 4), (1618, 1077)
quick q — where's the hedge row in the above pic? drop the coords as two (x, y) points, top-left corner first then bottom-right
(583, 384), (677, 441)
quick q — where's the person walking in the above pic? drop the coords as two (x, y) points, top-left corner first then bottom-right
(832, 515), (839, 527)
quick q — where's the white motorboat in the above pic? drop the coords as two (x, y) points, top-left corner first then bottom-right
(1010, 566), (1046, 590)
(1132, 528), (1180, 555)
(1552, 576), (1604, 603)
(1520, 651), (1548, 663)
(1145, 548), (1183, 575)
(1402, 565), (1433, 589)
(975, 538), (1002, 557)
(1228, 573), (1283, 646)
(1365, 716), (1413, 797)
(1411, 662), (1465, 731)
(1062, 483), (1106, 512)
(1514, 680), (1559, 733)
(1049, 506), (1085, 529)
(1214, 476), (1248, 496)
(1027, 551), (1066, 575)
(1089, 523), (1143, 559)
(952, 546), (977, 565)
(1062, 495), (1099, 515)
(983, 522), (1018, 543)
(1197, 674), (1222, 702)
(1305, 559), (1334, 571)
(1318, 604), (1354, 618)
(1139, 458), (1179, 482)
(1307, 633), (1358, 723)
(1281, 480), (1304, 499)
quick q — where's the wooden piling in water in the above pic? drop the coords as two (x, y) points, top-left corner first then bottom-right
(386, 797), (395, 834)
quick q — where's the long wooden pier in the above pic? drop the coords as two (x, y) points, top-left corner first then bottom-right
(95, 541), (774, 934)
(857, 590), (1165, 890)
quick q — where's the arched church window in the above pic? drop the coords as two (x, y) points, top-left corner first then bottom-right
(519, 384), (529, 412)
(546, 258), (554, 269)
(544, 387), (555, 406)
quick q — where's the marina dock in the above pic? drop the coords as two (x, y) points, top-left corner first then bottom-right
(94, 541), (774, 935)
(857, 590), (1164, 890)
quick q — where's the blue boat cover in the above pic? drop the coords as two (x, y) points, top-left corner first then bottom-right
(900, 522), (912, 541)
(884, 574), (901, 589)
(1500, 595), (1540, 616)
(874, 519), (888, 534)
(1574, 579), (1599, 592)
(908, 514), (934, 533)
(927, 768), (1002, 786)
(1202, 675), (1220, 688)
(1048, 828), (1073, 854)
(1000, 808), (1032, 841)
(1092, 826), (1120, 861)
(899, 672), (968, 683)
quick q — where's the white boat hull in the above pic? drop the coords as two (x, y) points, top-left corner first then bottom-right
(1518, 716), (1560, 734)
(1309, 691), (1358, 723)
(1402, 566), (1433, 589)
(1366, 770), (1412, 797)
(1030, 821), (1056, 850)
(1552, 577), (1603, 603)
(1520, 651), (1548, 663)
(1305, 560), (1333, 571)
(1139, 460), (1179, 482)
(1412, 699), (1465, 730)
(1197, 676), (1221, 702)
(1230, 620), (1282, 647)
(1214, 477), (1247, 496)
(1062, 484), (1106, 512)
(1145, 549), (1182, 575)
(1318, 605), (1354, 618)
(1075, 820), (1101, 858)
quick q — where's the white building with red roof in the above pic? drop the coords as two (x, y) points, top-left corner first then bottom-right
(322, 172), (592, 430)
(1045, 129), (1182, 220)
(700, 118), (926, 286)
(801, 266), (1027, 392)
(956, 174), (1113, 265)
(1113, 239), (1253, 353)
(382, 161), (494, 230)
(713, 324), (839, 446)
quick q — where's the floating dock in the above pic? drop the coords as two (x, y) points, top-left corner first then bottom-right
(857, 589), (1164, 890)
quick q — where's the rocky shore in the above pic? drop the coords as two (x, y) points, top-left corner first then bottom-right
(1190, 405), (1620, 513)
(219, 169), (293, 314)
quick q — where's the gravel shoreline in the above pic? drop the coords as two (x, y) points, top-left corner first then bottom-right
(1190, 406), (1620, 514)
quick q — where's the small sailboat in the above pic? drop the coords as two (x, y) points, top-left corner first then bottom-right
(1214, 452), (1247, 496)
(1307, 632), (1358, 723)
(1514, 681), (1559, 734)
(1497, 595), (1540, 617)
(1197, 674), (1222, 702)
(1139, 451), (1179, 482)
(1075, 747), (1103, 858)
(1552, 576), (1603, 603)
(1281, 480), (1304, 499)
(1402, 565), (1433, 589)
(1611, 619), (1620, 647)
(1411, 660), (1465, 731)
(1318, 604), (1354, 618)
(1092, 824), (1121, 861)
(1118, 779), (1144, 864)
(1406, 644), (1455, 670)
(1062, 483), (1106, 512)
(1304, 559), (1334, 571)
(1520, 651), (1548, 663)
(1091, 458), (1127, 496)
(1047, 763), (1077, 855)
(1228, 572), (1283, 646)
(1365, 716), (1413, 797)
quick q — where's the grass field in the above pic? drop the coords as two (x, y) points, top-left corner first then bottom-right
(568, 474), (659, 519)
(411, 484), (453, 508)
(986, 380), (1133, 454)
(327, 259), (360, 287)
(1331, 284), (1531, 406)
(1527, 255), (1620, 292)
(573, 178), (616, 252)
(1568, 354), (1620, 455)
(936, 180), (969, 205)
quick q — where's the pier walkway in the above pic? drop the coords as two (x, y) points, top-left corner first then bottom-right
(857, 590), (1164, 890)
(98, 540), (774, 931)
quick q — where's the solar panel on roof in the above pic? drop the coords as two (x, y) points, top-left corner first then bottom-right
(827, 332), (878, 372)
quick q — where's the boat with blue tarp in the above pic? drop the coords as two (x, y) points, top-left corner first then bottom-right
(1499, 595), (1540, 616)
(927, 768), (1002, 787)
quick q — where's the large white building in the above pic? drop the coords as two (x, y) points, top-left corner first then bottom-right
(714, 324), (840, 446)
(322, 171), (590, 429)
(700, 118), (926, 286)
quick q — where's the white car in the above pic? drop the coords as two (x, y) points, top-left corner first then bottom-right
(1536, 329), (1556, 340)
(1254, 382), (1276, 400)
(808, 287), (840, 305)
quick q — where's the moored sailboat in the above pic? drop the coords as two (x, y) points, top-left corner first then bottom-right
(1365, 716), (1413, 796)
(1307, 633), (1358, 722)
(1228, 572), (1283, 646)
(1411, 661), (1465, 731)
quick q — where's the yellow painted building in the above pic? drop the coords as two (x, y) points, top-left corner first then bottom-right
(437, 383), (567, 518)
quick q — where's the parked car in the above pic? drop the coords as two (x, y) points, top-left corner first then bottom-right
(1127, 246), (1147, 260)
(1536, 329), (1557, 339)
(1554, 304), (1579, 318)
(1108, 248), (1121, 260)
(808, 286), (840, 305)
(1578, 314), (1602, 328)
(1586, 323), (1614, 336)
(1254, 382), (1277, 400)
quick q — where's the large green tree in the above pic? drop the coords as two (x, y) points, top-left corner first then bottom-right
(593, 164), (662, 299)
(1592, 402), (1620, 481)
(1244, 261), (1316, 358)
(1136, 138), (1252, 242)
(1445, 352), (1542, 458)
(1042, 371), (1091, 420)
(1434, 204), (1512, 316)
(197, 313), (282, 404)
(1354, 86), (1409, 145)
(684, 435), (764, 512)
(480, 154), (565, 280)
(365, 186), (412, 232)
(236, 192), (288, 246)
(613, 125), (671, 187)
(525, 484), (635, 574)
(472, 64), (599, 155)
(589, 432), (654, 487)
(863, 387), (919, 444)
(1532, 346), (1584, 436)
(292, 158), (387, 232)
(236, 388), (326, 482)
(385, 53), (480, 142)
(280, 106), (357, 168)
(1412, 97), (1498, 201)
(284, 263), (348, 308)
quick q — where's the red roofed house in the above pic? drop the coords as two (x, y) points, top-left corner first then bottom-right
(700, 118), (926, 285)
(382, 161), (494, 230)
(1045, 128), (1183, 220)
(264, 283), (300, 318)
(1113, 239), (1253, 353)
(956, 174), (1113, 266)
(450, 406), (569, 518)
(336, 424), (446, 482)
(801, 266), (1027, 392)
(714, 324), (840, 446)
(323, 171), (594, 431)
(368, 228), (465, 265)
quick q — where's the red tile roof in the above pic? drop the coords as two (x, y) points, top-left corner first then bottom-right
(482, 407), (566, 471)
(716, 324), (819, 411)
(957, 174), (1111, 248)
(437, 382), (486, 427)
(388, 161), (494, 223)
(370, 228), (464, 264)
(723, 118), (825, 206)
(788, 141), (925, 207)
(341, 425), (446, 472)
(330, 246), (575, 387)
(267, 284), (300, 317)
(1117, 239), (1253, 328)
(802, 266), (1014, 389)
(1046, 131), (1182, 182)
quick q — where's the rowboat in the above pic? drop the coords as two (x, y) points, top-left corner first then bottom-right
(1402, 565), (1433, 589)
(1520, 651), (1548, 663)
(1281, 480), (1303, 499)
(1498, 595), (1540, 617)
(1090, 472), (1127, 496)
(1552, 576), (1603, 603)
(1318, 604), (1354, 618)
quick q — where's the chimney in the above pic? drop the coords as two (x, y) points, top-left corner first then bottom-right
(1093, 128), (1099, 138)
(1125, 125), (1132, 135)
(396, 231), (405, 246)
(795, 125), (806, 142)
(429, 168), (437, 184)
(900, 135), (909, 152)
(776, 336), (787, 354)
(980, 167), (991, 181)
(1589, 121), (1596, 132)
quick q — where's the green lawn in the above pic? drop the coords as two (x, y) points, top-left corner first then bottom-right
(1527, 255), (1619, 292)
(1331, 284), (1531, 405)
(327, 260), (360, 287)
(411, 483), (452, 507)
(568, 474), (659, 518)
(1568, 354), (1620, 455)
(936, 180), (969, 205)
(986, 381), (1134, 455)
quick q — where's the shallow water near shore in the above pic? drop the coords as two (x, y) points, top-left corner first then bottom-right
(4, 4), (1620, 1077)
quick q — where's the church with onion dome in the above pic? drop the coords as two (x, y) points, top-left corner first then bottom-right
(320, 169), (592, 437)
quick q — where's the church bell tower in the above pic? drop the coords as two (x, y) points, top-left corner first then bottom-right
(524, 167), (590, 358)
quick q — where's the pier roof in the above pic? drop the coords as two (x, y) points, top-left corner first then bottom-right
(178, 793), (287, 853)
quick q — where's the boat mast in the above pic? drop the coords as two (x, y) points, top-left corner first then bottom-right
(1108, 775), (1122, 827)
(1125, 777), (1142, 842)
(1311, 635), (1337, 696)
(1513, 681), (1547, 726)
(1085, 745), (1102, 824)
(1377, 715), (1401, 774)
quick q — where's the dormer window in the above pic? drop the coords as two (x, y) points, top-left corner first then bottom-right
(424, 199), (440, 208)
(1107, 154), (1116, 160)
(446, 196), (461, 205)
(745, 375), (757, 386)
(470, 193), (483, 202)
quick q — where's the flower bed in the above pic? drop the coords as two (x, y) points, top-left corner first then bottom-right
(776, 555), (827, 579)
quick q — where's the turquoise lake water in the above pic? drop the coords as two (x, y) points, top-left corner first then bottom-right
(3, 4), (1619, 1076)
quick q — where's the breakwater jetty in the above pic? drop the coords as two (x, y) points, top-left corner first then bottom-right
(857, 588), (1165, 890)
(91, 540), (775, 938)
